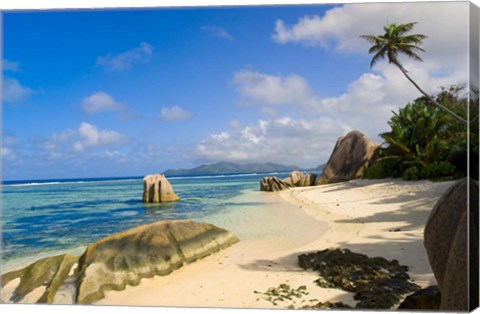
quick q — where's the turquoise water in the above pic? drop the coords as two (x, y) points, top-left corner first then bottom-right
(2, 172), (316, 266)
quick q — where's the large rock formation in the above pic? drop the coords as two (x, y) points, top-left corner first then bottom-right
(1, 220), (239, 305)
(142, 174), (180, 203)
(423, 179), (479, 311)
(260, 171), (317, 192)
(316, 131), (378, 184)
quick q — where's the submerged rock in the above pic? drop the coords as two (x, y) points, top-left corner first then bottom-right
(298, 248), (420, 309)
(142, 174), (180, 203)
(75, 220), (239, 304)
(1, 254), (78, 304)
(316, 130), (378, 184)
(424, 179), (479, 311)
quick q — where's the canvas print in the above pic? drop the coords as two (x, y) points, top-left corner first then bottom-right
(1, 1), (478, 312)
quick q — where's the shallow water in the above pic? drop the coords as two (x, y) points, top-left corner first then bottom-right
(1, 172), (326, 272)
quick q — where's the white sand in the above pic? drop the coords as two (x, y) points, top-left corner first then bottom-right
(96, 178), (456, 309)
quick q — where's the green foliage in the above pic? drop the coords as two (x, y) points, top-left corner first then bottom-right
(365, 85), (471, 181)
(364, 158), (402, 179)
(360, 22), (426, 69)
(420, 161), (456, 180)
(402, 166), (420, 181)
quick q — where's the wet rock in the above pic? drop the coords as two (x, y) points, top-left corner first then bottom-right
(298, 248), (420, 309)
(397, 285), (441, 310)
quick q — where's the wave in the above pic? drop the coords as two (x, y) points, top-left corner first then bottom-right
(5, 181), (86, 187)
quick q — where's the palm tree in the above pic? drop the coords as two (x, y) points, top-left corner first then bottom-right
(361, 22), (467, 124)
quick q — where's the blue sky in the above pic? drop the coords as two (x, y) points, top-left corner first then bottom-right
(2, 2), (471, 180)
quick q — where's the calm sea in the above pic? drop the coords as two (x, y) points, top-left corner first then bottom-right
(1, 172), (325, 270)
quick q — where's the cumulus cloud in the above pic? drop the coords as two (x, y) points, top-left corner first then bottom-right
(82, 91), (124, 114)
(159, 106), (193, 121)
(42, 122), (127, 153)
(201, 25), (236, 41)
(96, 42), (153, 71)
(272, 2), (469, 74)
(232, 69), (321, 111)
(3, 78), (32, 103)
(197, 116), (351, 167)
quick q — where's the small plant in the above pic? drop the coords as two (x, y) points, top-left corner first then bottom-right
(254, 283), (309, 306)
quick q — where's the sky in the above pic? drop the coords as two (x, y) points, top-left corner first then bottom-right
(1, 1), (474, 180)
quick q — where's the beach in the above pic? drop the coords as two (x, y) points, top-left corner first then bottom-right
(93, 178), (456, 309)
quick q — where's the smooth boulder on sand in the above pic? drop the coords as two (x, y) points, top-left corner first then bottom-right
(423, 179), (479, 311)
(316, 130), (378, 184)
(142, 174), (180, 203)
(1, 220), (239, 305)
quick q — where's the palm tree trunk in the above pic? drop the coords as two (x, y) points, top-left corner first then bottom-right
(393, 60), (468, 125)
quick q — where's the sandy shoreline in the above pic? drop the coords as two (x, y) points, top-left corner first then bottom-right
(92, 178), (456, 309)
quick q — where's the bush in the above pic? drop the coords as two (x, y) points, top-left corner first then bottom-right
(402, 166), (420, 180)
(364, 158), (403, 179)
(420, 161), (455, 179)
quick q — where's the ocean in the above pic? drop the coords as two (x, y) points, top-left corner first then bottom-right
(1, 172), (326, 272)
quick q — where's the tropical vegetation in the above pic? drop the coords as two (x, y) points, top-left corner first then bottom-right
(364, 85), (477, 180)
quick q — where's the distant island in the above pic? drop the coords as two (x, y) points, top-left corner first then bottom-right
(163, 161), (305, 176)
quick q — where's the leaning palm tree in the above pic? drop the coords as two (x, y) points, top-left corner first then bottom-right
(361, 22), (467, 124)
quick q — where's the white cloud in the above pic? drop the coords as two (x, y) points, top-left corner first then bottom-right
(96, 42), (153, 71)
(201, 25), (235, 41)
(197, 116), (351, 167)
(3, 59), (20, 72)
(42, 122), (127, 153)
(232, 70), (321, 110)
(3, 78), (32, 103)
(159, 106), (193, 121)
(272, 2), (469, 74)
(82, 91), (123, 114)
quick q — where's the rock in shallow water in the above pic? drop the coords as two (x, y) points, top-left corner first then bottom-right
(298, 248), (420, 309)
(142, 174), (180, 203)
